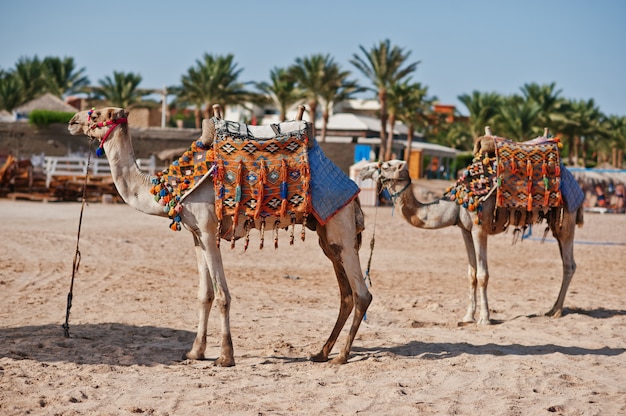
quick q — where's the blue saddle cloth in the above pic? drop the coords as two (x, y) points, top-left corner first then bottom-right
(308, 140), (360, 224)
(560, 165), (584, 212)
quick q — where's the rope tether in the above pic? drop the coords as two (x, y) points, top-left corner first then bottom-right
(62, 139), (93, 337)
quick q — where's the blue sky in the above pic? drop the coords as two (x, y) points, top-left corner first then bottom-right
(2, 0), (625, 116)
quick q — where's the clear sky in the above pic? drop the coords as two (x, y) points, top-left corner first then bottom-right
(2, 0), (625, 116)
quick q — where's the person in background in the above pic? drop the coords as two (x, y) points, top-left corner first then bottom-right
(595, 184), (607, 207)
(614, 183), (625, 213)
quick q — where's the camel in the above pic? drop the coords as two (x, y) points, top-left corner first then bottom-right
(67, 106), (372, 365)
(360, 151), (584, 325)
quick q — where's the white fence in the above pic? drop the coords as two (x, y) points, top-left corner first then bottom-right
(43, 155), (156, 188)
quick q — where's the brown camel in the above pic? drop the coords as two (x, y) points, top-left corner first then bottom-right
(68, 107), (371, 365)
(360, 153), (583, 324)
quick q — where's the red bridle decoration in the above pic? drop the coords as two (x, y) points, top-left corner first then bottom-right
(88, 109), (128, 157)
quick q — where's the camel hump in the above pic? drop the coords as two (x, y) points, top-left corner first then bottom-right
(473, 135), (496, 156)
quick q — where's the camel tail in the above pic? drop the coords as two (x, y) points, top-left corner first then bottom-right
(576, 204), (584, 227)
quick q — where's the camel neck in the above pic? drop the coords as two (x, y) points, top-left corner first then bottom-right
(389, 181), (459, 229)
(103, 129), (164, 216)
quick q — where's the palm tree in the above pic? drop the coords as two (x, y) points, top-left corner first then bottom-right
(178, 53), (249, 128)
(42, 56), (90, 98)
(496, 95), (543, 141)
(255, 67), (303, 122)
(318, 63), (363, 142)
(520, 82), (564, 129)
(391, 81), (436, 165)
(93, 71), (150, 108)
(13, 55), (47, 104)
(457, 91), (502, 138)
(604, 115), (626, 168)
(0, 68), (23, 112)
(351, 39), (419, 161)
(558, 98), (604, 166)
(289, 54), (334, 138)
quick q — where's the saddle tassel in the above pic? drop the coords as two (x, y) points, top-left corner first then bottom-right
(279, 159), (288, 218)
(231, 160), (244, 248)
(254, 160), (266, 219)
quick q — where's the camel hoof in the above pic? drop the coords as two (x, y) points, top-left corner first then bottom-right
(476, 317), (492, 325)
(461, 315), (475, 324)
(329, 356), (348, 365)
(546, 309), (563, 318)
(214, 356), (235, 367)
(309, 352), (329, 363)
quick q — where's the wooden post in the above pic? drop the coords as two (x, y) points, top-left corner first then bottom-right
(296, 105), (305, 121)
(212, 104), (222, 120)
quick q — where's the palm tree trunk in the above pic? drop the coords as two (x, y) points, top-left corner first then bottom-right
(308, 100), (317, 138)
(385, 113), (395, 161)
(379, 91), (388, 160)
(404, 125), (414, 165)
(321, 111), (329, 142)
(194, 108), (202, 129)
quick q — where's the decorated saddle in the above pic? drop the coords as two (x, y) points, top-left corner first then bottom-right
(150, 117), (360, 244)
(445, 133), (584, 227)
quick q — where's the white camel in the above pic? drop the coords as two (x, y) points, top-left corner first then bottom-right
(68, 107), (372, 365)
(360, 158), (583, 324)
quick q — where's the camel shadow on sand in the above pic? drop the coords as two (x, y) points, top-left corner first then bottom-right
(0, 323), (197, 366)
(2, 307), (624, 366)
(352, 306), (626, 361)
(353, 341), (625, 362)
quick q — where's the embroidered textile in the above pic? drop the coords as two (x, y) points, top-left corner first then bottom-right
(494, 137), (562, 210)
(151, 118), (360, 234)
(150, 140), (214, 231)
(444, 153), (497, 213)
(212, 120), (312, 227)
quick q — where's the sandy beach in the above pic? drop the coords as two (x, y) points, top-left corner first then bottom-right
(1, 198), (625, 415)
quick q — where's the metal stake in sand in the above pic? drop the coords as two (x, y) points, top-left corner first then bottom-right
(62, 140), (93, 337)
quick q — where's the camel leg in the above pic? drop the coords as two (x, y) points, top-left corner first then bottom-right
(185, 234), (214, 361)
(461, 229), (478, 323)
(201, 234), (235, 367)
(187, 231), (234, 367)
(471, 228), (491, 324)
(546, 216), (577, 318)
(311, 209), (372, 364)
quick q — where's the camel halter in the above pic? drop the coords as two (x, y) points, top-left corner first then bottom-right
(87, 109), (128, 157)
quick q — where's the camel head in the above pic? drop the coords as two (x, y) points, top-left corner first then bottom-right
(359, 160), (410, 183)
(68, 107), (129, 138)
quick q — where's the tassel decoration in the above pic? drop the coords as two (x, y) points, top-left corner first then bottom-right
(290, 214), (296, 245)
(244, 218), (251, 252)
(254, 160), (266, 219)
(259, 217), (265, 249)
(279, 159), (288, 218)
(274, 219), (280, 249)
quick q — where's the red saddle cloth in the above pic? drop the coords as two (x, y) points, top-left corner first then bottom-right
(494, 137), (562, 210)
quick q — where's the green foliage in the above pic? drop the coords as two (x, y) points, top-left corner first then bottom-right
(29, 109), (75, 127)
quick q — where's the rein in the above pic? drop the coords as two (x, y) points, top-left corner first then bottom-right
(62, 139), (95, 338)
(381, 177), (411, 209)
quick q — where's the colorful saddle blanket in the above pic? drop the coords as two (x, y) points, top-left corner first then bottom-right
(212, 119), (312, 229)
(150, 118), (360, 233)
(445, 135), (583, 225)
(494, 137), (562, 211)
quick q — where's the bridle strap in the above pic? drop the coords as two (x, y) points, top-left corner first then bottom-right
(90, 117), (128, 151)
(388, 179), (411, 199)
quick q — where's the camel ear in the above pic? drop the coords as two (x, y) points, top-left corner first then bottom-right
(102, 108), (115, 121)
(114, 109), (129, 121)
